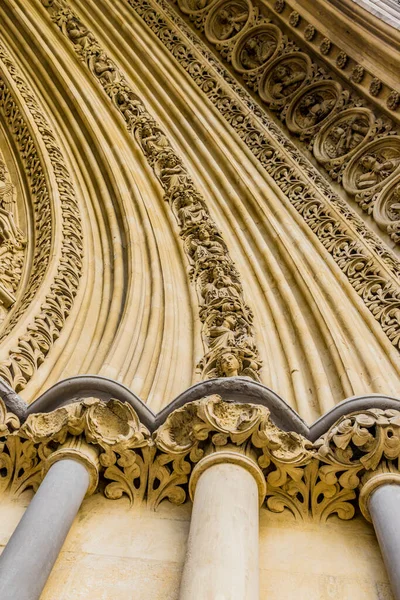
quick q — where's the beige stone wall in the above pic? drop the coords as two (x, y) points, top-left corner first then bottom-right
(0, 492), (392, 599)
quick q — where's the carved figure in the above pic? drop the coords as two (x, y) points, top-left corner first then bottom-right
(202, 264), (241, 303)
(189, 227), (226, 263)
(139, 123), (169, 157)
(325, 117), (369, 158)
(240, 34), (276, 70)
(297, 92), (336, 128)
(89, 52), (117, 85)
(65, 17), (93, 49)
(212, 5), (249, 41)
(157, 154), (186, 190)
(217, 351), (242, 376)
(0, 162), (14, 213)
(115, 89), (144, 125)
(175, 193), (208, 229)
(356, 154), (400, 190)
(208, 314), (238, 351)
(270, 64), (306, 99)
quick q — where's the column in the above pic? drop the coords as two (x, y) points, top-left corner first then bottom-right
(179, 450), (266, 600)
(359, 472), (400, 600)
(0, 439), (99, 600)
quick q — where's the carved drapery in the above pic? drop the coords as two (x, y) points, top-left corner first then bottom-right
(2, 395), (400, 523)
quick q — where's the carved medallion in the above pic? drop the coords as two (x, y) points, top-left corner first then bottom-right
(286, 81), (344, 136)
(258, 52), (311, 107)
(205, 0), (251, 44)
(231, 24), (281, 73)
(313, 108), (375, 165)
(373, 176), (400, 241)
(342, 137), (400, 197)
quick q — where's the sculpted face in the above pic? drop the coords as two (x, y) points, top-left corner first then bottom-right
(220, 352), (240, 376)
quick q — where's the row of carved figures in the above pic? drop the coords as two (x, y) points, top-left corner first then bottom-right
(41, 0), (263, 381)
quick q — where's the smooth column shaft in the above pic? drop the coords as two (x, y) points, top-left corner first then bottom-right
(180, 462), (259, 600)
(0, 459), (90, 600)
(369, 484), (400, 600)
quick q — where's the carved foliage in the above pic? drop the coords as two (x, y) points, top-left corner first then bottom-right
(151, 394), (314, 511)
(129, 0), (400, 355)
(0, 43), (83, 391)
(42, 0), (262, 381)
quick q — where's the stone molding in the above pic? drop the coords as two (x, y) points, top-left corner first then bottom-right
(2, 394), (400, 522)
(161, 0), (400, 244)
(122, 0), (400, 355)
(39, 0), (262, 382)
(0, 40), (83, 392)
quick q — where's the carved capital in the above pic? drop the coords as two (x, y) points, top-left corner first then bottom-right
(359, 462), (400, 522)
(150, 394), (314, 509)
(189, 449), (267, 505)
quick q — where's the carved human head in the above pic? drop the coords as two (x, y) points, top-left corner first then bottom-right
(360, 154), (376, 170)
(218, 351), (242, 377)
(274, 65), (289, 79)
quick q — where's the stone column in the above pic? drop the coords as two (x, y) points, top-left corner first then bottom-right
(179, 449), (266, 600)
(0, 438), (99, 600)
(359, 472), (400, 600)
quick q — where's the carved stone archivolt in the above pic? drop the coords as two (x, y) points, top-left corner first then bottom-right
(41, 0), (262, 381)
(130, 0), (400, 356)
(2, 394), (400, 524)
(161, 0), (400, 243)
(0, 41), (83, 392)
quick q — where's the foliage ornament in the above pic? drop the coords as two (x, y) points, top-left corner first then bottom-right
(315, 409), (400, 521)
(40, 0), (262, 382)
(130, 0), (400, 355)
(2, 396), (400, 524)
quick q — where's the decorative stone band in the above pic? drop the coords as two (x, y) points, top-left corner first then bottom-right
(2, 395), (400, 522)
(39, 0), (262, 382)
(125, 0), (400, 355)
(163, 0), (400, 243)
(0, 41), (83, 392)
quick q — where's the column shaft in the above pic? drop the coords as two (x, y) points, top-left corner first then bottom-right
(369, 484), (400, 600)
(0, 459), (90, 600)
(180, 462), (260, 600)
